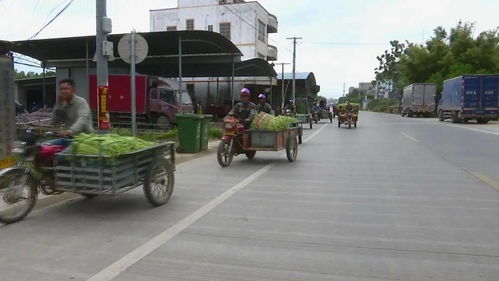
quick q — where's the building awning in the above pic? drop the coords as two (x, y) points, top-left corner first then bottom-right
(0, 31), (276, 78)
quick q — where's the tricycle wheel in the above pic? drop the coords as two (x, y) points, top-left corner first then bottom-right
(348, 123), (352, 129)
(354, 122), (357, 128)
(144, 158), (175, 207)
(286, 136), (298, 162)
(217, 140), (233, 167)
(0, 169), (38, 224)
(309, 122), (313, 129)
(245, 151), (256, 160)
(330, 114), (333, 123)
(337, 120), (341, 128)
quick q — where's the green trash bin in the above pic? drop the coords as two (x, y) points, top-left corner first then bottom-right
(176, 114), (203, 153)
(199, 115), (213, 151)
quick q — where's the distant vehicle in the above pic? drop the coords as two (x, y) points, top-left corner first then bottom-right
(89, 75), (193, 129)
(438, 75), (499, 123)
(401, 83), (436, 117)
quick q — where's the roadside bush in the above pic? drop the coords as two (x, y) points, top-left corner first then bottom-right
(367, 99), (399, 112)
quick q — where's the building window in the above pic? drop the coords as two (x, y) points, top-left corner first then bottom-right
(186, 19), (194, 30)
(166, 26), (177, 31)
(258, 20), (266, 42)
(220, 22), (231, 40)
(207, 25), (213, 32)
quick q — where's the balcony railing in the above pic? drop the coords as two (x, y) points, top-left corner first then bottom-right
(268, 14), (278, 33)
(268, 44), (278, 61)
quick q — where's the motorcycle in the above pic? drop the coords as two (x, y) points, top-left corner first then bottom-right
(217, 115), (256, 167)
(311, 110), (319, 123)
(0, 129), (73, 223)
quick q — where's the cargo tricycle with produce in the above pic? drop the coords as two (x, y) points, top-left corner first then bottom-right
(337, 103), (359, 129)
(0, 130), (175, 224)
(217, 113), (299, 167)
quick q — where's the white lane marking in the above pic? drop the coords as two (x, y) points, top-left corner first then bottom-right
(88, 123), (329, 281)
(87, 164), (274, 281)
(442, 123), (499, 136)
(304, 123), (329, 143)
(401, 131), (420, 142)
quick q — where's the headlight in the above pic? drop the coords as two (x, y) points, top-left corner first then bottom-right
(224, 122), (234, 130)
(11, 141), (26, 155)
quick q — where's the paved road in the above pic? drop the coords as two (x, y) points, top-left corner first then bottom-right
(1, 112), (499, 281)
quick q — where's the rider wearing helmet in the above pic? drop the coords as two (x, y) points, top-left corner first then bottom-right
(256, 93), (272, 114)
(284, 99), (296, 115)
(228, 88), (257, 128)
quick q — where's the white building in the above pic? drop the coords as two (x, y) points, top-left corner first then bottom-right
(150, 0), (278, 61)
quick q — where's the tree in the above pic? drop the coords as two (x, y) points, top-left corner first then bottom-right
(14, 69), (55, 79)
(373, 21), (499, 101)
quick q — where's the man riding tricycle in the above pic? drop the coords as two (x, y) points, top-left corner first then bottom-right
(0, 79), (175, 224)
(337, 100), (359, 129)
(217, 89), (299, 167)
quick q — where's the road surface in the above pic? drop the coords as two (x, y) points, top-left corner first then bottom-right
(1, 112), (499, 281)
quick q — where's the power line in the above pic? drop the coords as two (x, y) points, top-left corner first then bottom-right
(216, 1), (293, 54)
(27, 0), (75, 40)
(306, 41), (388, 46)
(13, 61), (43, 68)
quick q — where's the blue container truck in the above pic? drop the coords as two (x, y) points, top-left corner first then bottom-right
(438, 75), (499, 123)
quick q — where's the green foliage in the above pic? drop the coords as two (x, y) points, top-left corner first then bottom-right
(209, 127), (223, 139)
(367, 99), (399, 113)
(374, 21), (499, 98)
(15, 70), (55, 79)
(110, 128), (177, 142)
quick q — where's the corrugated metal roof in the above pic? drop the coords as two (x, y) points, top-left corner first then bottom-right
(276, 72), (312, 80)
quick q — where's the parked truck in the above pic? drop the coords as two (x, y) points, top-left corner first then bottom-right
(89, 75), (193, 129)
(401, 83), (436, 117)
(438, 75), (499, 124)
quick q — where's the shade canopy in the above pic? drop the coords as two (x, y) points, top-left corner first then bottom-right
(1, 31), (277, 78)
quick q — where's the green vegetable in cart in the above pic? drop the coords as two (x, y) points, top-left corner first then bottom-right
(72, 134), (155, 157)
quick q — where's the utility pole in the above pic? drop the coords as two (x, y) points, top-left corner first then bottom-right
(275, 62), (290, 108)
(287, 37), (302, 102)
(96, 0), (112, 130)
(96, 0), (109, 90)
(343, 83), (346, 97)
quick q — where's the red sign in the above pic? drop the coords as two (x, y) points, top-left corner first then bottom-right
(98, 86), (111, 130)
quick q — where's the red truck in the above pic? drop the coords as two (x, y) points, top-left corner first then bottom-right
(89, 75), (193, 129)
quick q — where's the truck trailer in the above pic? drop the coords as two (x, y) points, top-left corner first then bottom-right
(401, 83), (436, 117)
(438, 75), (499, 123)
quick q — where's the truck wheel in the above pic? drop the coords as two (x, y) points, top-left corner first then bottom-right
(245, 151), (256, 160)
(408, 111), (413, 118)
(156, 115), (171, 130)
(438, 111), (444, 121)
(452, 112), (461, 123)
(477, 119), (489, 124)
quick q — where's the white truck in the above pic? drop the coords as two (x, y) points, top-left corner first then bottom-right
(401, 83), (436, 117)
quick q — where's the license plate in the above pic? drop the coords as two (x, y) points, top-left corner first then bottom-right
(0, 155), (16, 170)
(225, 132), (235, 136)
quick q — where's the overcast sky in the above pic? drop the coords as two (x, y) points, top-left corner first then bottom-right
(1, 0), (498, 98)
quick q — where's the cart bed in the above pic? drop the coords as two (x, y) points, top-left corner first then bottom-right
(53, 142), (175, 194)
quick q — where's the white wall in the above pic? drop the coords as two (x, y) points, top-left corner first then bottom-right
(150, 2), (274, 60)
